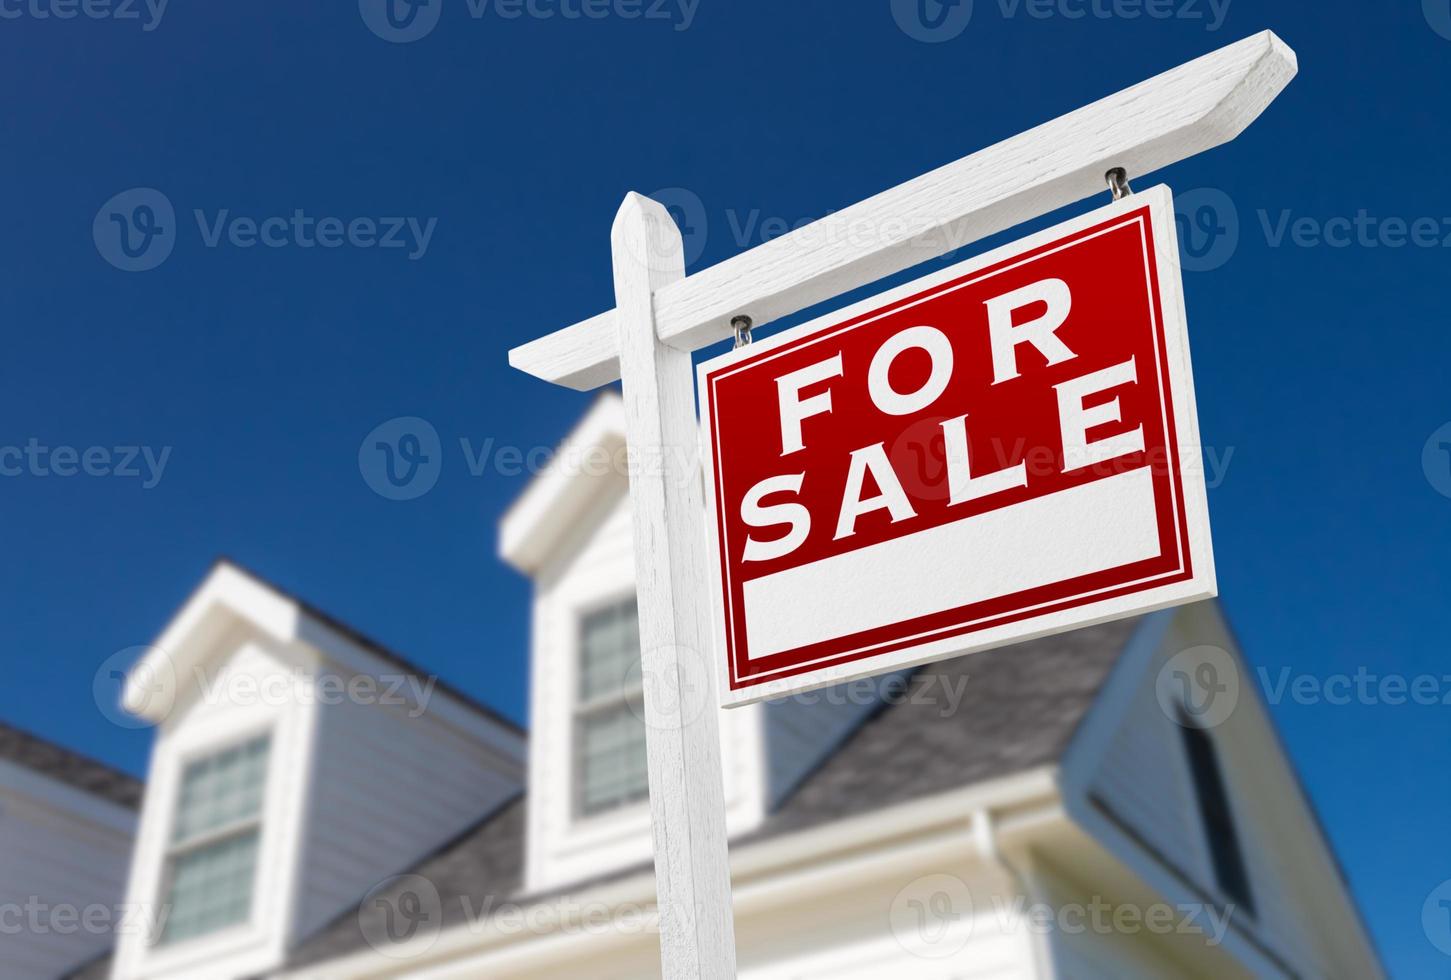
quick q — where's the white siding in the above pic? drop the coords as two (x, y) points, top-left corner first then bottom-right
(1031, 858), (1241, 980)
(292, 686), (523, 942)
(0, 764), (135, 979)
(351, 843), (1046, 980)
(1088, 632), (1205, 882)
(738, 882), (1038, 980)
(1077, 605), (1359, 979)
(743, 928), (1031, 980)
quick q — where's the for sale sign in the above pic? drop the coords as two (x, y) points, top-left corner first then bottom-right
(699, 186), (1215, 706)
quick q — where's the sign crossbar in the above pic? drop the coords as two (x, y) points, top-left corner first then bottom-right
(511, 30), (1296, 389)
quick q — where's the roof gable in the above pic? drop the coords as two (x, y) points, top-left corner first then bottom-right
(1060, 601), (1384, 978)
(122, 558), (523, 737)
(499, 392), (627, 575)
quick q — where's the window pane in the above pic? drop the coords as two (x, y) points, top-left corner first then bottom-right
(578, 702), (649, 816)
(579, 600), (640, 702)
(173, 735), (270, 844)
(161, 830), (260, 944)
(160, 735), (270, 946)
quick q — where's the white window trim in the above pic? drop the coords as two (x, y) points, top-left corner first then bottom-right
(152, 724), (275, 951)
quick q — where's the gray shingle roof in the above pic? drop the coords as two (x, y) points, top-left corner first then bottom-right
(0, 719), (142, 810)
(280, 616), (1138, 970)
(285, 795), (529, 969)
(764, 616), (1137, 836)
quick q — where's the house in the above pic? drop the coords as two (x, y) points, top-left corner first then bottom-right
(0, 721), (140, 978)
(60, 393), (1381, 979)
(67, 560), (527, 980)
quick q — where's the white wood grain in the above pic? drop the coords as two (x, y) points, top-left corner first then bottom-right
(610, 192), (738, 979)
(512, 30), (1296, 390)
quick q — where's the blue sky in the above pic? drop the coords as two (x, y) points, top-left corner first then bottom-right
(2, 1), (1448, 974)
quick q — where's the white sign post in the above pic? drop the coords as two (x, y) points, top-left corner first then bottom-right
(611, 194), (738, 978)
(511, 31), (1296, 979)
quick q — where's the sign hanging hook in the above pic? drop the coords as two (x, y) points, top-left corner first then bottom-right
(1105, 167), (1134, 201)
(732, 315), (754, 349)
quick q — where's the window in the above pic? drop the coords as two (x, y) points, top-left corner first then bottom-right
(574, 599), (649, 817)
(158, 734), (271, 945)
(1177, 712), (1255, 917)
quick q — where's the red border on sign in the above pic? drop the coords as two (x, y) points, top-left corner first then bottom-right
(703, 206), (1194, 694)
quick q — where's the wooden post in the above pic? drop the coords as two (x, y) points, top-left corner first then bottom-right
(610, 192), (738, 979)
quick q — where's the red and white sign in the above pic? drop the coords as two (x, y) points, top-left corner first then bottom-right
(699, 186), (1215, 706)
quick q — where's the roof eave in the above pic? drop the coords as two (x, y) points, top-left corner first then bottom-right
(498, 390), (627, 575)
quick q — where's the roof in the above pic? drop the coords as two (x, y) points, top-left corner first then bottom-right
(213, 558), (526, 738)
(762, 615), (1138, 836)
(498, 390), (626, 574)
(282, 615), (1138, 969)
(287, 795), (529, 968)
(0, 719), (143, 809)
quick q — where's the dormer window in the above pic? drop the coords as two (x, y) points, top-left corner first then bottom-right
(574, 598), (649, 817)
(1177, 711), (1255, 918)
(158, 734), (271, 945)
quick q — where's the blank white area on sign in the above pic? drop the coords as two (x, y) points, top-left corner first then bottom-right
(742, 467), (1161, 661)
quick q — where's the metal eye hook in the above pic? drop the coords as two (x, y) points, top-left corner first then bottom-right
(1105, 167), (1134, 201)
(732, 315), (754, 349)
